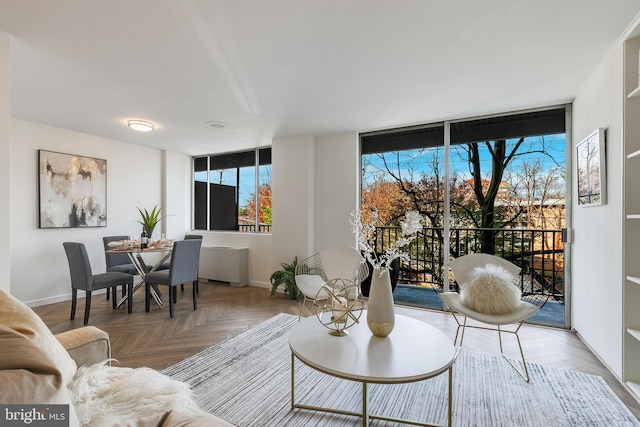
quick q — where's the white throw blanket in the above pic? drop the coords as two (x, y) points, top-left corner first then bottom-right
(68, 361), (205, 426)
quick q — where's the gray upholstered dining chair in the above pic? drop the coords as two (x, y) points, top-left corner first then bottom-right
(63, 242), (135, 325)
(144, 239), (202, 318)
(158, 234), (203, 292)
(102, 235), (138, 301)
(103, 235), (138, 275)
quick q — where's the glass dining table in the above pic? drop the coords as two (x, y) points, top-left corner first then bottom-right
(106, 243), (173, 309)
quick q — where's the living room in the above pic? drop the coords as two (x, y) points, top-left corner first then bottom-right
(2, 1), (640, 426)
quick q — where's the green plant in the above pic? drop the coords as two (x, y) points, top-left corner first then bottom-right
(270, 257), (301, 300)
(137, 204), (162, 237)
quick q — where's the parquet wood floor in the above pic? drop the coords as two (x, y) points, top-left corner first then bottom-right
(33, 281), (640, 420)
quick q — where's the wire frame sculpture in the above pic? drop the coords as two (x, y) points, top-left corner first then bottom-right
(313, 278), (365, 336)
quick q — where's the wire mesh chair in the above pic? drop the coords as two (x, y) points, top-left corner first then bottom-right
(438, 253), (549, 382)
(294, 247), (369, 319)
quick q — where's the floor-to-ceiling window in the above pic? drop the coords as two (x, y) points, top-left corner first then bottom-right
(360, 106), (568, 327)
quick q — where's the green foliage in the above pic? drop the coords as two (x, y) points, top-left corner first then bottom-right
(137, 204), (162, 237)
(270, 257), (301, 300)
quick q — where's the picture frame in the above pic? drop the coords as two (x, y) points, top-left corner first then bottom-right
(38, 150), (107, 228)
(576, 128), (606, 206)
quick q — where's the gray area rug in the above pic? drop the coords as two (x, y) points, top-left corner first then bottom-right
(163, 313), (640, 426)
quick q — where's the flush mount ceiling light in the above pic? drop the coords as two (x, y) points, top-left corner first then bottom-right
(127, 119), (155, 132)
(204, 120), (227, 129)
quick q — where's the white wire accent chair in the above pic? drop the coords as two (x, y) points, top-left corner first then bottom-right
(438, 253), (549, 382)
(294, 247), (369, 320)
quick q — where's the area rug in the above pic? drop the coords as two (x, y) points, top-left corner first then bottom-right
(162, 313), (640, 427)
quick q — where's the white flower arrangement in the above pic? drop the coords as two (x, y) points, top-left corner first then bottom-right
(350, 209), (424, 271)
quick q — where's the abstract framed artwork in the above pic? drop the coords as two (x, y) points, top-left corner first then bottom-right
(38, 150), (107, 228)
(576, 128), (606, 206)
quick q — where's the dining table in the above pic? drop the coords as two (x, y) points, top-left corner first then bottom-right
(106, 242), (173, 309)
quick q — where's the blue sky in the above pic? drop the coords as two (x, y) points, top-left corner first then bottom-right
(195, 165), (271, 209)
(362, 134), (566, 186)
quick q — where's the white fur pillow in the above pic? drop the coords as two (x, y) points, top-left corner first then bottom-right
(459, 264), (521, 315)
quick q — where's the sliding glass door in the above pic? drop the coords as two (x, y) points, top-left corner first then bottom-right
(359, 107), (568, 327)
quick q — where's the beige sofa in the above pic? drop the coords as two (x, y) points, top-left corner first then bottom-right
(0, 290), (235, 427)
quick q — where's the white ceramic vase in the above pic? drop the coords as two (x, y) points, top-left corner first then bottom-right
(366, 267), (395, 337)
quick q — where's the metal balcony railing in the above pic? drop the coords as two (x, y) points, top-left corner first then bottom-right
(237, 224), (272, 233)
(372, 226), (564, 301)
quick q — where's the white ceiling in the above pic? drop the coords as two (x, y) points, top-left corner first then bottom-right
(1, 1), (639, 156)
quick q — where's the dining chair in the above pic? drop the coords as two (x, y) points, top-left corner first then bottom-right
(63, 242), (135, 325)
(158, 234), (203, 292)
(102, 235), (138, 301)
(143, 239), (202, 318)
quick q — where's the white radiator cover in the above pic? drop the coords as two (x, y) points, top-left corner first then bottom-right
(198, 246), (249, 287)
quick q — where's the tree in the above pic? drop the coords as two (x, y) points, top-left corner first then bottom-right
(464, 138), (523, 253)
(245, 183), (272, 226)
(362, 136), (565, 255)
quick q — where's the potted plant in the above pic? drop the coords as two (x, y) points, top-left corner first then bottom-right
(269, 257), (301, 300)
(137, 204), (162, 237)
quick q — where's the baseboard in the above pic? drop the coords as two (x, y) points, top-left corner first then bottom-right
(26, 292), (72, 308)
(26, 281), (270, 308)
(251, 281), (269, 289)
(25, 289), (107, 308)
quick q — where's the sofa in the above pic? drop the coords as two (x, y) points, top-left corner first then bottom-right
(0, 289), (236, 427)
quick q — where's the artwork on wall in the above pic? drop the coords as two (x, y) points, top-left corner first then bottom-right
(576, 128), (606, 206)
(38, 150), (107, 228)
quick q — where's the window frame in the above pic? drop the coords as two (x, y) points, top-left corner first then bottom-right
(193, 147), (272, 233)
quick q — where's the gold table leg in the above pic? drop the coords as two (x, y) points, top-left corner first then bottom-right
(290, 352), (454, 427)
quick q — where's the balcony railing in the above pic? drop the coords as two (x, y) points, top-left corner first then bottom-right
(372, 226), (564, 301)
(237, 224), (272, 233)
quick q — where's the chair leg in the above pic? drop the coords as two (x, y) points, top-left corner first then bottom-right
(145, 284), (151, 312)
(169, 289), (174, 318)
(172, 287), (177, 303)
(499, 323), (531, 382)
(127, 282), (133, 314)
(70, 288), (77, 321)
(448, 309), (531, 382)
(458, 316), (468, 346)
(181, 283), (184, 292)
(106, 287), (110, 300)
(83, 291), (92, 326)
(111, 286), (117, 309)
(192, 280), (197, 311)
(298, 296), (307, 320)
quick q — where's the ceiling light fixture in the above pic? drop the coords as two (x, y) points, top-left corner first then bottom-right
(205, 120), (227, 129)
(127, 119), (155, 132)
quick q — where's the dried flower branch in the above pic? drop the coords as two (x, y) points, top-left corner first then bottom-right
(350, 209), (424, 272)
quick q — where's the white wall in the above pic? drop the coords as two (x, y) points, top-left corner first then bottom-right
(272, 135), (314, 265)
(572, 46), (625, 376)
(186, 135), (316, 290)
(162, 150), (192, 240)
(314, 132), (360, 251)
(10, 119), (165, 305)
(5, 119), (362, 301)
(0, 32), (10, 293)
(215, 131), (360, 290)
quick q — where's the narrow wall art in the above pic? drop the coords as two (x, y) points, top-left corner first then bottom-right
(38, 150), (107, 228)
(576, 128), (606, 206)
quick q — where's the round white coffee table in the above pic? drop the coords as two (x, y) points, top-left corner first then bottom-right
(288, 311), (457, 427)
